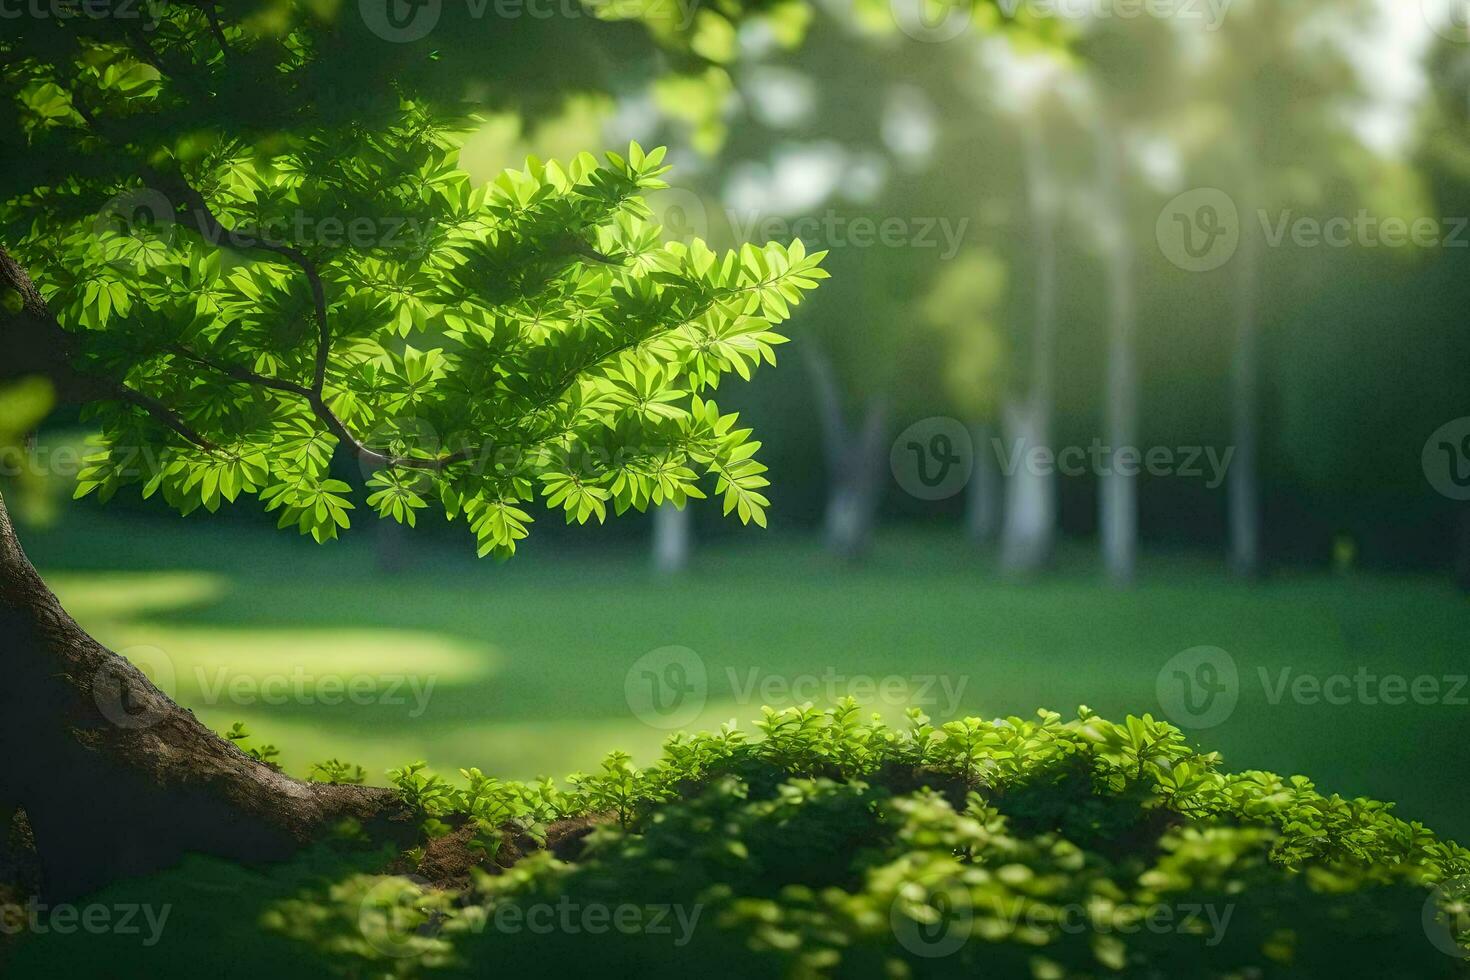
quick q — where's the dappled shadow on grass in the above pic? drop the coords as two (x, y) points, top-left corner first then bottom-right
(21, 511), (1470, 840)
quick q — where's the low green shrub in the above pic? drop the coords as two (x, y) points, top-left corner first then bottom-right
(268, 702), (1470, 978)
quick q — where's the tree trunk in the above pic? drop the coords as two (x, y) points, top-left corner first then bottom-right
(0, 244), (410, 901)
(803, 343), (887, 561)
(0, 803), (39, 902)
(1228, 177), (1262, 577)
(1092, 115), (1138, 587)
(1000, 396), (1055, 574)
(965, 420), (1001, 546)
(0, 249), (112, 405)
(652, 502), (691, 574)
(0, 488), (406, 901)
(1000, 116), (1058, 576)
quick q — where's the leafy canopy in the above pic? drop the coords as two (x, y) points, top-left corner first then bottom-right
(3, 5), (828, 558)
(40, 136), (825, 554)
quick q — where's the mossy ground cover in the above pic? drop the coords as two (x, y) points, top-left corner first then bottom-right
(6, 704), (1469, 977)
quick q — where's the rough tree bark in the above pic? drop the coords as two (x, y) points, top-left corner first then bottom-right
(0, 490), (405, 900)
(0, 248), (406, 901)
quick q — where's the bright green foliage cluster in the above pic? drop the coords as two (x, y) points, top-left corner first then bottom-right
(18, 133), (824, 554)
(308, 758), (369, 787)
(224, 721), (281, 767)
(270, 703), (1470, 977)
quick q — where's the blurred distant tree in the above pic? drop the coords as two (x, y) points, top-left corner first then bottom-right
(1180, 0), (1377, 576)
(0, 7), (825, 897)
(1421, 35), (1470, 589)
(1074, 17), (1185, 586)
(919, 250), (1008, 543)
(999, 89), (1065, 574)
(651, 498), (693, 572)
(661, 4), (1056, 562)
(1266, 28), (1470, 583)
(930, 38), (1074, 575)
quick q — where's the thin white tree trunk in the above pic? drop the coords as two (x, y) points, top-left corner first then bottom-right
(1001, 115), (1058, 575)
(1229, 166), (1261, 577)
(804, 343), (887, 561)
(652, 502), (691, 574)
(1000, 396), (1055, 572)
(1093, 115), (1138, 586)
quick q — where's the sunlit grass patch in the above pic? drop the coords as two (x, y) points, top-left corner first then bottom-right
(48, 571), (228, 621)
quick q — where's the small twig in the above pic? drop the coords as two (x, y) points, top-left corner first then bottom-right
(200, 3), (233, 60)
(114, 384), (219, 452)
(171, 345), (474, 471)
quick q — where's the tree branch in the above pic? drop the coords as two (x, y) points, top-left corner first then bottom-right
(113, 385), (219, 453)
(170, 345), (474, 472)
(0, 246), (113, 404)
(200, 3), (233, 60)
(147, 168), (333, 395)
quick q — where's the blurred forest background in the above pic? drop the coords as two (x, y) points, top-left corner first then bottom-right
(7, 0), (1470, 836)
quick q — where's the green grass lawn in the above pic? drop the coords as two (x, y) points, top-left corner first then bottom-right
(21, 508), (1470, 841)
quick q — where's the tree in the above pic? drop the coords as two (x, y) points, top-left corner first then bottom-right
(918, 250), (1008, 544)
(999, 93), (1063, 575)
(0, 10), (825, 899)
(651, 499), (693, 573)
(1179, 0), (1377, 576)
(686, 5), (1048, 561)
(1073, 18), (1183, 586)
